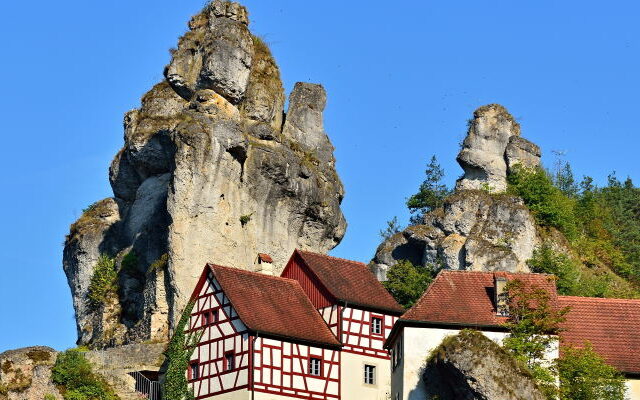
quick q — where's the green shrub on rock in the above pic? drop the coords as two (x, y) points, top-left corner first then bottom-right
(87, 255), (117, 308)
(51, 349), (118, 400)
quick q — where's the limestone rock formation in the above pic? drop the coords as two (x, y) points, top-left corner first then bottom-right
(0, 347), (61, 400)
(456, 104), (539, 192)
(423, 330), (545, 400)
(63, 0), (346, 349)
(371, 104), (542, 278)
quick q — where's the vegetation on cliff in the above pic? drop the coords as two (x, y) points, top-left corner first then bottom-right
(382, 260), (435, 308)
(508, 164), (640, 297)
(52, 349), (118, 400)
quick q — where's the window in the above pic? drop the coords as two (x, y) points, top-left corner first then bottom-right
(395, 393), (400, 400)
(202, 312), (210, 326)
(364, 364), (376, 385)
(371, 317), (382, 335)
(213, 308), (219, 322)
(393, 336), (403, 369)
(309, 357), (322, 376)
(224, 352), (235, 371)
(189, 361), (200, 380)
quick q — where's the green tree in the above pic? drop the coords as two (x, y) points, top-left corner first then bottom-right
(382, 260), (435, 308)
(527, 245), (580, 295)
(557, 343), (626, 400)
(406, 155), (450, 225)
(502, 279), (570, 398)
(379, 216), (402, 240)
(554, 161), (578, 198)
(507, 165), (578, 240)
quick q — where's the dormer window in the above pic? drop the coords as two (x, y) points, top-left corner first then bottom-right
(494, 273), (509, 316)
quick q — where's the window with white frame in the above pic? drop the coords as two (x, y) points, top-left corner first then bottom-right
(371, 317), (382, 335)
(364, 364), (376, 385)
(309, 357), (322, 376)
(224, 352), (235, 371)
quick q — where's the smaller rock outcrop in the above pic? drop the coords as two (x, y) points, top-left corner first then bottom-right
(372, 190), (538, 278)
(423, 330), (545, 400)
(371, 104), (543, 278)
(456, 104), (540, 192)
(0, 347), (61, 400)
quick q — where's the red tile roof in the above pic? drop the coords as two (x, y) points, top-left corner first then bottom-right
(208, 264), (340, 348)
(257, 253), (273, 263)
(400, 270), (558, 327)
(559, 296), (640, 375)
(295, 250), (404, 315)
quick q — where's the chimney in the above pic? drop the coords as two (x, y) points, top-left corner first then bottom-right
(255, 253), (274, 276)
(494, 272), (509, 316)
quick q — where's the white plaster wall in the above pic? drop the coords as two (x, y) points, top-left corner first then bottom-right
(627, 378), (640, 400)
(341, 352), (391, 400)
(208, 388), (251, 400)
(395, 327), (509, 400)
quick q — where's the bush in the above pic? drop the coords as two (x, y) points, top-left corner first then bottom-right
(507, 166), (578, 240)
(406, 155), (451, 225)
(557, 343), (626, 400)
(52, 349), (118, 400)
(87, 255), (117, 308)
(527, 245), (580, 295)
(382, 260), (435, 308)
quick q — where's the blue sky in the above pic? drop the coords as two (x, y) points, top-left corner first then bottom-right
(0, 0), (638, 352)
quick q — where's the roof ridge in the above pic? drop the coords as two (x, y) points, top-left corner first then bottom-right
(439, 270), (555, 277)
(559, 295), (640, 303)
(207, 263), (298, 283)
(296, 249), (367, 266)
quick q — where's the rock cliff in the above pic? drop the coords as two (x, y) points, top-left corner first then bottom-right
(371, 104), (544, 279)
(63, 0), (346, 349)
(423, 330), (545, 400)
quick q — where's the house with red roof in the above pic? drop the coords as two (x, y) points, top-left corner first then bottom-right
(384, 270), (640, 400)
(559, 296), (640, 398)
(182, 250), (403, 400)
(282, 250), (404, 400)
(384, 270), (561, 400)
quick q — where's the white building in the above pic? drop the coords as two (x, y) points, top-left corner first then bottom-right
(384, 270), (560, 400)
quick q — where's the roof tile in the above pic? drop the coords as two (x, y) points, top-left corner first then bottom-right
(559, 296), (640, 375)
(208, 264), (340, 347)
(296, 250), (404, 315)
(401, 270), (557, 327)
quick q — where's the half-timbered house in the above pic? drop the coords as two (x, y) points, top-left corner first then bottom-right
(282, 250), (404, 400)
(186, 263), (342, 400)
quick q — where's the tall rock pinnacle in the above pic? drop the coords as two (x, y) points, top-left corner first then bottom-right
(63, 0), (346, 349)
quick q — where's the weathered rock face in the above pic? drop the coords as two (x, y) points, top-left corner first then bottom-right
(456, 104), (539, 192)
(372, 191), (538, 278)
(63, 0), (346, 349)
(0, 347), (61, 400)
(371, 104), (542, 278)
(423, 330), (545, 400)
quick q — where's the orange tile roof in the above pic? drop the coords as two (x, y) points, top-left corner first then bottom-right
(295, 250), (404, 315)
(208, 264), (340, 348)
(257, 253), (273, 263)
(559, 296), (640, 375)
(400, 270), (558, 327)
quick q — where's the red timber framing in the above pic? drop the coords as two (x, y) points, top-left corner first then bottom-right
(340, 307), (397, 359)
(253, 337), (340, 400)
(282, 251), (399, 360)
(187, 270), (250, 399)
